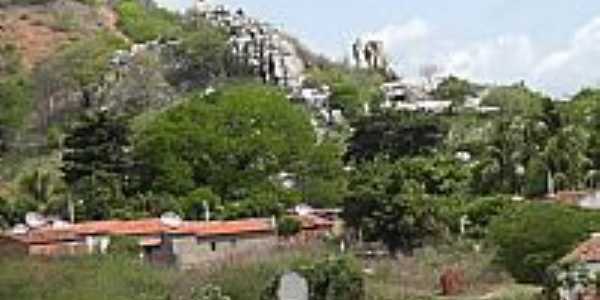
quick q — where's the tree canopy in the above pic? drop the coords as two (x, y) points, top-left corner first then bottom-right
(433, 75), (478, 107)
(346, 111), (447, 162)
(135, 82), (345, 216)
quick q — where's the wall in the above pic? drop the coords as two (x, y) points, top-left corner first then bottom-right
(85, 235), (111, 254)
(166, 233), (277, 269)
(0, 236), (27, 257)
(28, 241), (87, 256)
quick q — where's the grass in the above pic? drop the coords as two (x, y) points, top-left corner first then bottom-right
(0, 244), (332, 300)
(115, 0), (183, 43)
(0, 241), (540, 300)
(363, 240), (530, 300)
(0, 254), (176, 300)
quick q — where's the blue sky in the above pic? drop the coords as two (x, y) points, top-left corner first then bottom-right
(157, 0), (600, 97)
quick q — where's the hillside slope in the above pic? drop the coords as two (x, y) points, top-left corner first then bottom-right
(0, 1), (124, 69)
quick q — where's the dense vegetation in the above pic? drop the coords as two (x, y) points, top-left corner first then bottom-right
(488, 203), (600, 284)
(115, 0), (184, 43)
(3, 0), (600, 294)
(0, 247), (352, 300)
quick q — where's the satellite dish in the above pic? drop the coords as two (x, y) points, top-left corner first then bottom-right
(160, 212), (183, 228)
(25, 212), (47, 229)
(10, 224), (29, 235)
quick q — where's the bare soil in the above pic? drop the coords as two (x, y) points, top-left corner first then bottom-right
(0, 1), (123, 68)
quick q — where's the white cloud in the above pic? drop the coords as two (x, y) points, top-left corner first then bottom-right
(442, 35), (535, 84)
(362, 19), (431, 51)
(367, 17), (600, 97)
(532, 17), (600, 95)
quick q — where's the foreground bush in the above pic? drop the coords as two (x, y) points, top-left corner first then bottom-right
(277, 216), (302, 237)
(261, 255), (365, 300)
(488, 202), (600, 284)
(0, 247), (332, 300)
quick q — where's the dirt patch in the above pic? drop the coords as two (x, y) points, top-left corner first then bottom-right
(0, 1), (124, 68)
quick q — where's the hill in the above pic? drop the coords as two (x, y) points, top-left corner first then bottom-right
(0, 1), (123, 69)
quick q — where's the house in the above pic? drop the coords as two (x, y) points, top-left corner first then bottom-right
(149, 218), (278, 269)
(0, 228), (86, 256)
(0, 214), (334, 269)
(66, 218), (279, 268)
(556, 233), (600, 300)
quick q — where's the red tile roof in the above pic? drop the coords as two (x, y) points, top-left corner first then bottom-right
(561, 235), (600, 263)
(173, 219), (274, 236)
(2, 217), (305, 246)
(68, 218), (274, 237)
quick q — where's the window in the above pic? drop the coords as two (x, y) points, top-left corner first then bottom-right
(230, 239), (237, 247)
(210, 241), (216, 252)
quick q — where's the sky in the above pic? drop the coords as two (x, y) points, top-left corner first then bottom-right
(156, 0), (600, 97)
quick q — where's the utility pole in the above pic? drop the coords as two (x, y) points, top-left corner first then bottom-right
(68, 193), (75, 223)
(203, 201), (210, 222)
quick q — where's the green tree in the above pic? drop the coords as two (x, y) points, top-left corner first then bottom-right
(394, 155), (472, 195)
(135, 82), (335, 216)
(433, 75), (477, 107)
(563, 89), (600, 173)
(167, 25), (229, 89)
(543, 125), (591, 190)
(343, 159), (439, 255)
(115, 0), (183, 43)
(18, 167), (68, 215)
(488, 203), (600, 284)
(277, 216), (302, 237)
(297, 141), (348, 208)
(305, 66), (384, 121)
(346, 111), (447, 162)
(481, 84), (547, 117)
(472, 114), (551, 195)
(62, 110), (135, 220)
(0, 75), (33, 152)
(180, 187), (221, 220)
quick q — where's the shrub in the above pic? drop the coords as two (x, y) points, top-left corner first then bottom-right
(107, 236), (140, 256)
(0, 43), (22, 77)
(0, 74), (33, 132)
(37, 30), (128, 89)
(277, 216), (302, 237)
(49, 10), (80, 32)
(191, 285), (231, 300)
(180, 187), (221, 220)
(262, 255), (365, 300)
(488, 202), (600, 284)
(115, 0), (183, 43)
(167, 27), (229, 89)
